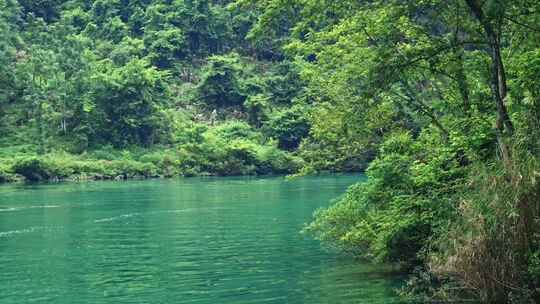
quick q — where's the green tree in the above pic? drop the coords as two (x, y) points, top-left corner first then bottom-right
(243, 0), (540, 301)
(265, 106), (309, 150)
(0, 0), (20, 136)
(144, 26), (186, 68)
(87, 58), (170, 147)
(18, 0), (62, 22)
(196, 53), (246, 107)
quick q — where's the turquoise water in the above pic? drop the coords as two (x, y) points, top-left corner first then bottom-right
(0, 175), (404, 303)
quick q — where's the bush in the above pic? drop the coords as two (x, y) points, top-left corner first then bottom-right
(304, 131), (465, 264)
(87, 146), (123, 161)
(205, 120), (261, 142)
(112, 159), (159, 178)
(256, 145), (301, 174)
(12, 157), (73, 181)
(138, 150), (181, 176)
(204, 139), (259, 176)
(196, 53), (246, 108)
(69, 160), (107, 176)
(0, 163), (15, 183)
(265, 106), (309, 150)
(3, 122), (303, 182)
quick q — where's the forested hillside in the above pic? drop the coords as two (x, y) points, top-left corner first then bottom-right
(1, 0), (540, 302)
(0, 0), (328, 182)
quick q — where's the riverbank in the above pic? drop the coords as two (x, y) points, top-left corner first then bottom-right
(0, 144), (303, 184)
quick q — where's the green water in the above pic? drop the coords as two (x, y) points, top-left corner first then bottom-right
(0, 175), (404, 303)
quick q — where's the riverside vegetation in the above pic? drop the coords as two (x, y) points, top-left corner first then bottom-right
(1, 0), (539, 303)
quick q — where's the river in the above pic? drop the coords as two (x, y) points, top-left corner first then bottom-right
(0, 175), (404, 303)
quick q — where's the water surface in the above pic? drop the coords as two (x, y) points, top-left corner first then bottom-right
(0, 175), (404, 303)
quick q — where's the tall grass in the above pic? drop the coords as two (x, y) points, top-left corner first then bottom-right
(430, 150), (540, 303)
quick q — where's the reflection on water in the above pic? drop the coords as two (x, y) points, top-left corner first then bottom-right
(0, 175), (405, 303)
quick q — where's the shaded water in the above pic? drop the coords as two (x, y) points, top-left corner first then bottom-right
(0, 175), (404, 303)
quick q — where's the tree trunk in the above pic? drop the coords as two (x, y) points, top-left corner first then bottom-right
(465, 0), (514, 161)
(36, 99), (45, 155)
(453, 1), (471, 114)
(455, 50), (471, 114)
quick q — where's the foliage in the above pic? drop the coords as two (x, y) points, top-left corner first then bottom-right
(2, 0), (540, 302)
(305, 131), (465, 264)
(264, 105), (309, 151)
(196, 53), (246, 108)
(86, 58), (170, 147)
(429, 149), (540, 303)
(0, 163), (16, 183)
(240, 0), (540, 302)
(12, 157), (72, 181)
(1, 120), (300, 181)
(0, 0), (307, 156)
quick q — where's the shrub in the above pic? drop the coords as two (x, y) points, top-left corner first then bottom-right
(88, 146), (123, 161)
(265, 106), (309, 150)
(256, 146), (301, 174)
(0, 163), (15, 183)
(116, 159), (158, 178)
(304, 131), (465, 264)
(206, 139), (259, 176)
(196, 53), (246, 108)
(205, 120), (261, 142)
(12, 157), (73, 181)
(69, 160), (107, 176)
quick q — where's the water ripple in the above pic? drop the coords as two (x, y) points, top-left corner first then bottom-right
(0, 175), (404, 304)
(93, 207), (231, 223)
(0, 205), (60, 212)
(0, 225), (63, 238)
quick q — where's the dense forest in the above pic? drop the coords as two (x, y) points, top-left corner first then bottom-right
(1, 0), (539, 302)
(0, 0), (317, 181)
